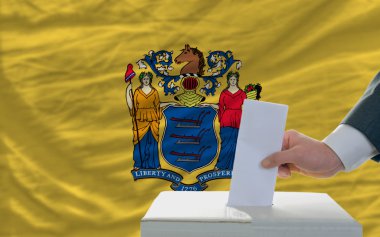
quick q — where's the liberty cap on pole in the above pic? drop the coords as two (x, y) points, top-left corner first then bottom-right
(124, 64), (143, 170)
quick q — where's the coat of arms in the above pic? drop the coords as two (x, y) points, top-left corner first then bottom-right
(124, 44), (262, 190)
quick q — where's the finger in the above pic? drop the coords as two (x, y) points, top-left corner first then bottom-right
(286, 164), (318, 177)
(281, 132), (289, 151)
(282, 130), (299, 150)
(261, 149), (297, 168)
(278, 165), (291, 178)
(287, 163), (301, 173)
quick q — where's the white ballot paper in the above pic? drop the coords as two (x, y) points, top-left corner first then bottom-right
(228, 100), (288, 207)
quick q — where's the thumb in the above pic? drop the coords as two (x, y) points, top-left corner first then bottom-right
(261, 149), (296, 168)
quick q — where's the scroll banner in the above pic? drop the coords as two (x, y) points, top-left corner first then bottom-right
(131, 169), (232, 191)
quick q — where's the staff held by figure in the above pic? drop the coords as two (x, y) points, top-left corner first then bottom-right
(124, 64), (143, 169)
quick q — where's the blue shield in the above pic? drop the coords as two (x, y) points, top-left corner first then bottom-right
(161, 105), (218, 173)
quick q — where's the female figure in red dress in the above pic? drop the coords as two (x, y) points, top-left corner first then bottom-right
(215, 71), (246, 170)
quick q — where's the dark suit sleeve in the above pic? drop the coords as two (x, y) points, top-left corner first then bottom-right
(342, 72), (380, 162)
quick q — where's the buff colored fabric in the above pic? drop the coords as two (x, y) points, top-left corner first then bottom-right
(1, 1), (380, 237)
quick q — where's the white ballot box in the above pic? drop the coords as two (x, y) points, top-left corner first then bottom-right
(141, 191), (362, 237)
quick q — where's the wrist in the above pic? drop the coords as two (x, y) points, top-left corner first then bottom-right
(322, 142), (345, 175)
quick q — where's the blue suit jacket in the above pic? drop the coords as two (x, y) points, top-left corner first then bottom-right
(342, 72), (380, 162)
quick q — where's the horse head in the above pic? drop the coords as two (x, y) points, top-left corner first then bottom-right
(175, 44), (205, 75)
(174, 44), (197, 64)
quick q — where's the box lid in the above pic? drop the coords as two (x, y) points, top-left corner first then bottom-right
(142, 191), (359, 225)
(141, 191), (362, 237)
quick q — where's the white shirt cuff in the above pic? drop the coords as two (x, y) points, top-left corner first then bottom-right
(323, 124), (379, 172)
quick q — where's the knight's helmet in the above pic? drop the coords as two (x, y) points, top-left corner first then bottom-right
(174, 74), (205, 107)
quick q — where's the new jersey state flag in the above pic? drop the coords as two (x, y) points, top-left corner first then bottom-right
(1, 1), (380, 237)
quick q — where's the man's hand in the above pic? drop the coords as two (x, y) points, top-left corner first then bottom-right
(261, 130), (345, 178)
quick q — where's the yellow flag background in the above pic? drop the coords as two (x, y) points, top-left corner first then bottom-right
(1, 1), (380, 236)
